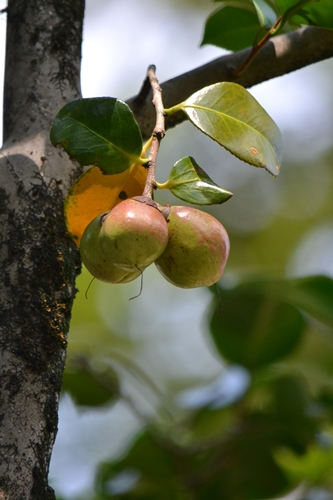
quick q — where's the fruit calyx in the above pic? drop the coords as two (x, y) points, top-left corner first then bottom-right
(132, 196), (171, 220)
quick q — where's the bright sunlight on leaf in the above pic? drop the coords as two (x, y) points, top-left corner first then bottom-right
(64, 164), (147, 246)
(167, 82), (283, 176)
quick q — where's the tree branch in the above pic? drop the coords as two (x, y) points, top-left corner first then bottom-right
(127, 26), (333, 139)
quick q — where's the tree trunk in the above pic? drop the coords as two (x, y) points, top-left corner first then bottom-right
(0, 1), (84, 498)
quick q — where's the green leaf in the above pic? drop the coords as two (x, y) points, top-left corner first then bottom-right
(275, 0), (333, 30)
(290, 0), (333, 30)
(211, 275), (333, 329)
(281, 276), (333, 329)
(209, 285), (306, 370)
(62, 365), (119, 407)
(50, 97), (146, 174)
(274, 0), (311, 14)
(171, 82), (283, 176)
(157, 156), (233, 205)
(253, 0), (279, 28)
(201, 5), (261, 51)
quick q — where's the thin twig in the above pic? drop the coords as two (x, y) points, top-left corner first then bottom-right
(142, 65), (166, 199)
(233, 16), (282, 77)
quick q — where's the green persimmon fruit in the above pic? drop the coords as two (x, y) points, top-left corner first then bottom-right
(155, 206), (230, 288)
(99, 197), (169, 272)
(80, 214), (141, 283)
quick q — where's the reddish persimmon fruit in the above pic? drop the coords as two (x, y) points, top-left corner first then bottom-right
(155, 206), (229, 288)
(80, 214), (141, 283)
(99, 197), (169, 272)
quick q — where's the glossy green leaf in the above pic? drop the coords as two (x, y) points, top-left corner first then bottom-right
(201, 5), (261, 51)
(62, 365), (119, 407)
(50, 97), (146, 174)
(209, 286), (306, 370)
(173, 82), (283, 176)
(157, 156), (233, 205)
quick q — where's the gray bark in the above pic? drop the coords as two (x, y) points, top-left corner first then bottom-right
(0, 1), (84, 499)
(127, 26), (333, 139)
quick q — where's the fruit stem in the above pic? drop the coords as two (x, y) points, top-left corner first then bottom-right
(142, 65), (166, 199)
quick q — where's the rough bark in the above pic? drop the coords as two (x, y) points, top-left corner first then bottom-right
(127, 26), (333, 139)
(0, 1), (84, 499)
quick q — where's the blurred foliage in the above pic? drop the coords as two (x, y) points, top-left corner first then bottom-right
(59, 178), (333, 500)
(81, 274), (333, 499)
(55, 2), (333, 500)
(201, 0), (333, 53)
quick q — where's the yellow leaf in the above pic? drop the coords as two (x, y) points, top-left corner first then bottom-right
(65, 164), (147, 246)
